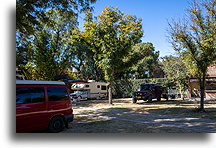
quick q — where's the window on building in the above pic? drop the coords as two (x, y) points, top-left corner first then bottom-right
(97, 85), (100, 88)
(205, 81), (216, 90)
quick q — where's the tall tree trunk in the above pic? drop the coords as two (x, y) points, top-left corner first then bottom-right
(178, 82), (184, 100)
(108, 80), (113, 104)
(199, 73), (206, 111)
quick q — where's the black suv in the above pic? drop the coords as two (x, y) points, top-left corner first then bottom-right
(132, 84), (168, 103)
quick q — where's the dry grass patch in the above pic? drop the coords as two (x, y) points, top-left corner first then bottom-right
(64, 114), (195, 133)
(73, 98), (216, 120)
(65, 97), (216, 133)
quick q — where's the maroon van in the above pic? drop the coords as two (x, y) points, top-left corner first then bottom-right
(16, 80), (73, 133)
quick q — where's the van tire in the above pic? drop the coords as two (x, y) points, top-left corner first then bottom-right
(48, 116), (64, 133)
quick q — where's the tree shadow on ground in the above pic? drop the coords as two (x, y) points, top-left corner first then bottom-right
(135, 106), (216, 120)
(69, 106), (216, 133)
(135, 98), (215, 105)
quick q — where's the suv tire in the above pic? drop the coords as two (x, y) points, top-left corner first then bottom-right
(147, 95), (152, 103)
(157, 96), (161, 101)
(132, 97), (137, 103)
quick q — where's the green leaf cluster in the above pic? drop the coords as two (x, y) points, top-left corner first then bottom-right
(161, 55), (190, 98)
(113, 78), (176, 98)
(168, 0), (216, 109)
(16, 0), (96, 80)
(80, 7), (145, 81)
(168, 0), (216, 78)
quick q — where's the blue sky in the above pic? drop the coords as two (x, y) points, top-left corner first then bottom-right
(78, 0), (190, 57)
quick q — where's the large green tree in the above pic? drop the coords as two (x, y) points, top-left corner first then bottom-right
(127, 43), (160, 79)
(161, 56), (190, 100)
(79, 7), (153, 104)
(168, 0), (216, 111)
(16, 0), (97, 80)
(68, 35), (104, 81)
(115, 42), (160, 79)
(19, 8), (77, 80)
(16, 0), (96, 35)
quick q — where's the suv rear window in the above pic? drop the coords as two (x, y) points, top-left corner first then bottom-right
(16, 87), (45, 104)
(47, 87), (68, 101)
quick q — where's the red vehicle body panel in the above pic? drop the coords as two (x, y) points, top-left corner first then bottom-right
(16, 83), (73, 133)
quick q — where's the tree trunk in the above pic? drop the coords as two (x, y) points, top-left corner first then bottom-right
(179, 86), (184, 100)
(178, 81), (184, 100)
(199, 73), (206, 111)
(108, 81), (113, 104)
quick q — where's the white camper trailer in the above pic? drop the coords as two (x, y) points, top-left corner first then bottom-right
(70, 80), (108, 100)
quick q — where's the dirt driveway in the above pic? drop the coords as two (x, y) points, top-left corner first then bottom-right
(62, 98), (216, 133)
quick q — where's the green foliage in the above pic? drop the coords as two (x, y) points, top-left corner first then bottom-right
(17, 8), (78, 80)
(77, 7), (151, 103)
(19, 62), (38, 80)
(33, 9), (77, 80)
(80, 7), (144, 81)
(16, 0), (97, 80)
(69, 28), (104, 81)
(16, 0), (96, 35)
(161, 55), (190, 99)
(113, 78), (175, 97)
(121, 42), (160, 79)
(168, 0), (216, 109)
(161, 56), (189, 83)
(168, 0), (216, 78)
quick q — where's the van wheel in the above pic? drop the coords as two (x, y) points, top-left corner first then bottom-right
(48, 116), (64, 133)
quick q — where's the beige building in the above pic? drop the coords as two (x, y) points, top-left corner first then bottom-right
(187, 64), (216, 99)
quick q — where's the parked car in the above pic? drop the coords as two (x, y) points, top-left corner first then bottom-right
(16, 80), (74, 133)
(70, 91), (88, 101)
(132, 84), (168, 103)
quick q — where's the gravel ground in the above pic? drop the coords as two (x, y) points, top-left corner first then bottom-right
(62, 97), (216, 133)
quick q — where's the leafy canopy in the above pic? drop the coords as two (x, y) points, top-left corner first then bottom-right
(16, 0), (96, 35)
(168, 0), (216, 110)
(80, 7), (145, 81)
(168, 0), (216, 78)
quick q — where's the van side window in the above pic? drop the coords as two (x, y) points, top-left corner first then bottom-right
(85, 85), (89, 88)
(16, 87), (45, 104)
(101, 86), (107, 90)
(47, 87), (68, 101)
